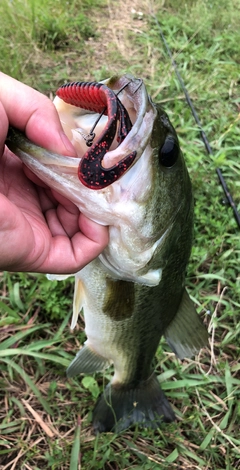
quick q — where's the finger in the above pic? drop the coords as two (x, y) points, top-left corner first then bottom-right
(0, 194), (35, 270)
(0, 101), (8, 156)
(23, 165), (49, 188)
(44, 208), (68, 237)
(56, 205), (80, 237)
(0, 72), (76, 156)
(39, 220), (109, 274)
(44, 206), (80, 238)
(37, 187), (80, 237)
(36, 186), (58, 212)
(78, 214), (109, 246)
(0, 147), (34, 200)
(50, 189), (80, 212)
(47, 189), (80, 236)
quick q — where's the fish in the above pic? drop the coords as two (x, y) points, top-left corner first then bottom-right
(6, 74), (208, 433)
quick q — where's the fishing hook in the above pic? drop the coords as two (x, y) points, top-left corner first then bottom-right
(82, 80), (132, 147)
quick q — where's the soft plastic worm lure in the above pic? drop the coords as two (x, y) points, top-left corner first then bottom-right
(56, 81), (137, 189)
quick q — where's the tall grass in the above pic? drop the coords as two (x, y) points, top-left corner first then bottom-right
(0, 0), (100, 90)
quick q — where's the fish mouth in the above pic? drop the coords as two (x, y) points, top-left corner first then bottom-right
(55, 76), (139, 189)
(6, 75), (153, 193)
(54, 75), (153, 189)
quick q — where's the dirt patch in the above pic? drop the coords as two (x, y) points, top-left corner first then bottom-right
(83, 0), (150, 76)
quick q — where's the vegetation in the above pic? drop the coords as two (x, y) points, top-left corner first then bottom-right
(0, 0), (239, 468)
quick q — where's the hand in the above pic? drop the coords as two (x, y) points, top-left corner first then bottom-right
(0, 72), (108, 273)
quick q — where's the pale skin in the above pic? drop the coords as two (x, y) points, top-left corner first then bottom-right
(0, 72), (109, 273)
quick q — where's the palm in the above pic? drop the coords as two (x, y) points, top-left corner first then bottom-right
(0, 148), (108, 273)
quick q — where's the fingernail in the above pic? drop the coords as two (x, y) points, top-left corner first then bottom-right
(60, 131), (77, 156)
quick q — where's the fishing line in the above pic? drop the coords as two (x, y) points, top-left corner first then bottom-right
(152, 14), (240, 229)
(83, 80), (133, 147)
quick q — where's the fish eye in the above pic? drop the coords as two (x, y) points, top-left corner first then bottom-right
(159, 135), (179, 168)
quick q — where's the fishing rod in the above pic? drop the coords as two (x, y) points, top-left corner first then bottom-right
(152, 14), (240, 229)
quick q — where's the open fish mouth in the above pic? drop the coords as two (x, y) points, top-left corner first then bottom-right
(7, 74), (153, 191)
(56, 78), (138, 189)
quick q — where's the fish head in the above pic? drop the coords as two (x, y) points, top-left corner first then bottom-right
(6, 74), (193, 282)
(6, 75), (160, 223)
(47, 74), (191, 227)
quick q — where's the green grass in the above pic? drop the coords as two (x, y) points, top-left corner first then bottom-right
(0, 0), (104, 92)
(0, 0), (240, 468)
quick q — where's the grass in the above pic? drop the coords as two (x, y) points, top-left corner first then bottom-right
(0, 0), (240, 468)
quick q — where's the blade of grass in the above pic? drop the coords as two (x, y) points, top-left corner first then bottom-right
(52, 310), (72, 340)
(165, 448), (179, 463)
(0, 324), (51, 350)
(0, 300), (22, 318)
(70, 415), (81, 470)
(0, 348), (70, 367)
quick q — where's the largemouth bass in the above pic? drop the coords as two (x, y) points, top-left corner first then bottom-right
(6, 74), (208, 433)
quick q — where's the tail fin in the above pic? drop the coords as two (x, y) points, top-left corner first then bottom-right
(164, 289), (209, 359)
(92, 374), (175, 433)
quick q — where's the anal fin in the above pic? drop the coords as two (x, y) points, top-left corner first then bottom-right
(67, 344), (111, 377)
(164, 289), (209, 359)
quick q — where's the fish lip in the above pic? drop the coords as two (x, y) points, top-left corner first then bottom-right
(98, 75), (155, 169)
(30, 152), (81, 170)
(6, 126), (81, 170)
(25, 150), (81, 169)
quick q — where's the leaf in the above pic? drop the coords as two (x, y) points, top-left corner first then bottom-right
(82, 376), (100, 398)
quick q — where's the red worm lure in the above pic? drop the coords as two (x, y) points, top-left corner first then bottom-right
(56, 81), (137, 190)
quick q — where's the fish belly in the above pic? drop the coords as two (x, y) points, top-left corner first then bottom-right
(67, 258), (177, 432)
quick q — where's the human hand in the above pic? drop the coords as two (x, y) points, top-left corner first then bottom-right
(0, 72), (108, 273)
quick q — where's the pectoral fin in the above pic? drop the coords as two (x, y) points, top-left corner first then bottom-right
(164, 289), (209, 359)
(71, 277), (85, 330)
(67, 344), (111, 377)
